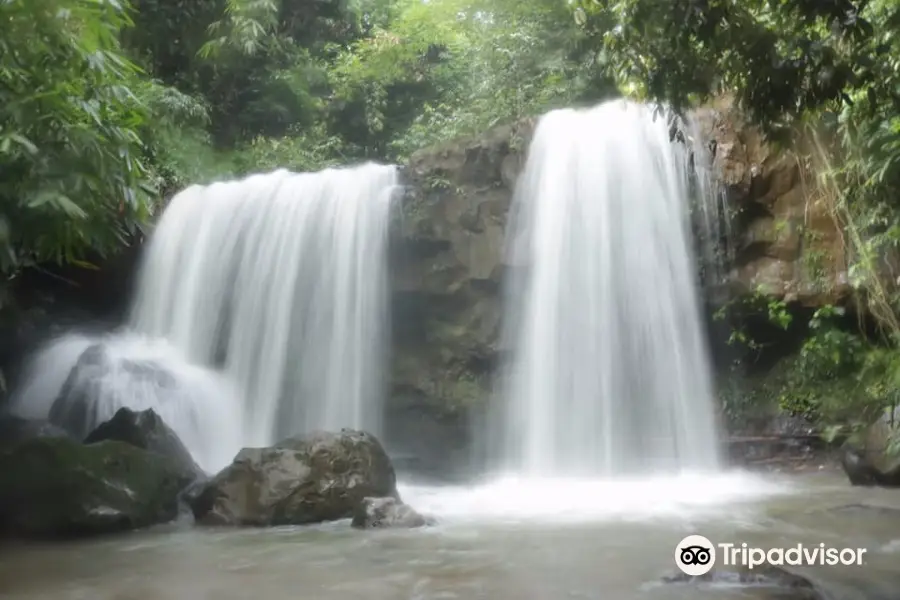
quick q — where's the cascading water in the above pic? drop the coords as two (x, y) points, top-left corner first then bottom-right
(129, 165), (397, 446)
(493, 99), (722, 477)
(9, 164), (398, 472)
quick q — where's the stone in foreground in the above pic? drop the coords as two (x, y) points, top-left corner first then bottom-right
(0, 436), (191, 538)
(84, 407), (205, 479)
(351, 496), (432, 529)
(190, 429), (399, 526)
(840, 408), (900, 487)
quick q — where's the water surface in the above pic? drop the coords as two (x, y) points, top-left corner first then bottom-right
(2, 470), (899, 600)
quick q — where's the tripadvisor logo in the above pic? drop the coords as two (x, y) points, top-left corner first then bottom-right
(674, 535), (868, 575)
(675, 535), (716, 576)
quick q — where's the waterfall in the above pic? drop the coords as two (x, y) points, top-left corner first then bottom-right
(9, 164), (398, 472)
(494, 99), (721, 477)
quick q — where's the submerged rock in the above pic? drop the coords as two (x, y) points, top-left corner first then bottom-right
(351, 496), (432, 529)
(190, 429), (399, 526)
(662, 565), (823, 599)
(84, 407), (204, 479)
(0, 436), (192, 538)
(0, 415), (73, 450)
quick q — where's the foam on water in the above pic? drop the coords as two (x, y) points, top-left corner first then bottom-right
(11, 332), (243, 473)
(400, 472), (794, 524)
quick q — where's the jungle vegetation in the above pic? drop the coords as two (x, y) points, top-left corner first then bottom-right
(2, 0), (899, 437)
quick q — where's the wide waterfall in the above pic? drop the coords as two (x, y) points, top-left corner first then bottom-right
(494, 99), (721, 477)
(9, 164), (398, 472)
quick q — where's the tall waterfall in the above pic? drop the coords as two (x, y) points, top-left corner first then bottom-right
(9, 164), (398, 472)
(495, 99), (721, 477)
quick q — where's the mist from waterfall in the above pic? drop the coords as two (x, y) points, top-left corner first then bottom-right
(494, 99), (721, 477)
(9, 164), (398, 472)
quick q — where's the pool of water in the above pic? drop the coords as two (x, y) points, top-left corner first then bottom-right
(2, 469), (899, 600)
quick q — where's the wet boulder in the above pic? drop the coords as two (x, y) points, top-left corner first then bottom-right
(0, 436), (192, 538)
(840, 446), (895, 486)
(190, 429), (399, 526)
(48, 343), (176, 440)
(840, 407), (900, 487)
(0, 415), (73, 450)
(351, 496), (432, 529)
(84, 407), (204, 479)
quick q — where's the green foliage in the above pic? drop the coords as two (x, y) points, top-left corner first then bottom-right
(571, 0), (893, 138)
(713, 290), (792, 355)
(810, 1), (900, 340)
(378, 0), (615, 159)
(0, 0), (157, 274)
(0, 0), (620, 293)
(796, 306), (864, 379)
(775, 306), (897, 438)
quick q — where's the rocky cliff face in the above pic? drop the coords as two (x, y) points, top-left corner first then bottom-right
(384, 119), (535, 478)
(386, 100), (850, 475)
(693, 99), (850, 307)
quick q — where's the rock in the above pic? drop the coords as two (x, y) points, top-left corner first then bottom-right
(47, 343), (109, 438)
(840, 407), (900, 487)
(190, 429), (399, 526)
(0, 414), (73, 450)
(841, 446), (900, 487)
(662, 565), (823, 599)
(389, 120), (535, 478)
(48, 343), (177, 439)
(84, 407), (204, 479)
(0, 436), (192, 538)
(179, 476), (209, 507)
(841, 446), (883, 486)
(351, 496), (432, 529)
(691, 98), (850, 308)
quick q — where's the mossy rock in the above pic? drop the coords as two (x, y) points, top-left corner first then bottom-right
(0, 436), (192, 538)
(0, 415), (73, 451)
(190, 429), (399, 526)
(84, 407), (204, 479)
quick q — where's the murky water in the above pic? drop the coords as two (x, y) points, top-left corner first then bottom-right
(2, 470), (899, 600)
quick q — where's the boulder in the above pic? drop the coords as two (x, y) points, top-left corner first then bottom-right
(841, 446), (900, 487)
(190, 429), (399, 526)
(0, 414), (73, 450)
(0, 436), (192, 538)
(351, 496), (432, 529)
(48, 343), (177, 440)
(840, 407), (900, 487)
(84, 407), (204, 479)
(46, 343), (109, 438)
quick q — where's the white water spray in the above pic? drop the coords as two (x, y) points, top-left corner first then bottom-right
(11, 333), (243, 472)
(494, 99), (721, 477)
(10, 164), (398, 472)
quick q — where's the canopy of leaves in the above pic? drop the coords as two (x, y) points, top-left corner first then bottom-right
(0, 0), (156, 275)
(4, 0), (899, 338)
(0, 0), (617, 289)
(573, 0), (897, 133)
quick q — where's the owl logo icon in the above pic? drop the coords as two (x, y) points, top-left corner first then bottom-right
(675, 535), (716, 576)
